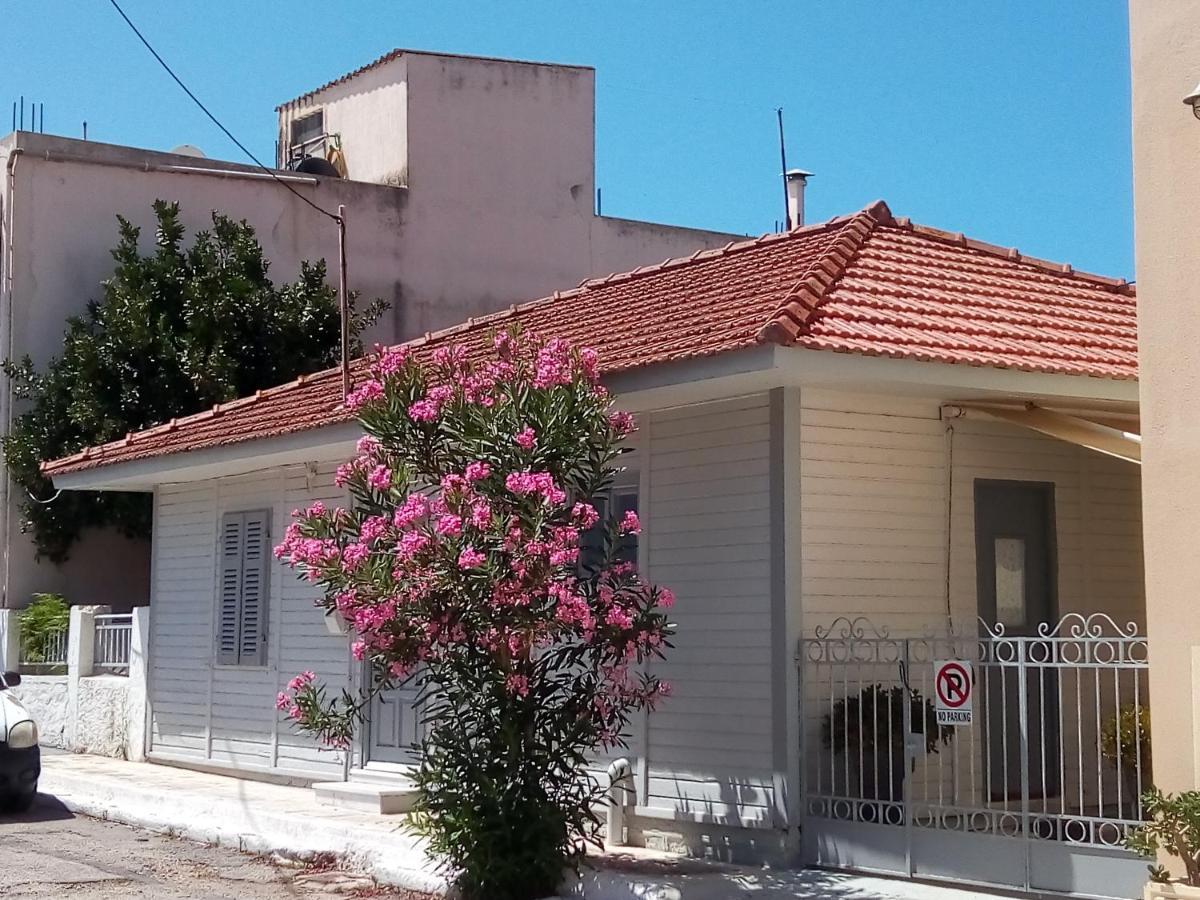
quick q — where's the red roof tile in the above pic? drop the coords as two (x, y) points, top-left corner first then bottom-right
(43, 201), (1137, 478)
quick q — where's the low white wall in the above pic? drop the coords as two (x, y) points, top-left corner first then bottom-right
(1, 607), (149, 759)
(11, 675), (69, 749)
(75, 676), (131, 757)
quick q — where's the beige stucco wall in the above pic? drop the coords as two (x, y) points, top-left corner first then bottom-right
(1130, 0), (1200, 794)
(278, 54), (409, 185)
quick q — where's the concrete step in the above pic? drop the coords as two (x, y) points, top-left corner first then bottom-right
(311, 780), (418, 815)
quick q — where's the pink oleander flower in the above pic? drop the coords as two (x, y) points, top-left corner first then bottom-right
(608, 410), (636, 436)
(398, 530), (431, 559)
(579, 347), (600, 382)
(571, 502), (599, 529)
(465, 461), (492, 482)
(458, 547), (486, 569)
(393, 494), (430, 528)
(619, 510), (641, 535)
(341, 542), (370, 572)
(409, 399), (440, 422)
(469, 500), (492, 530)
(514, 427), (537, 450)
(356, 435), (381, 456)
(345, 379), (384, 410)
(275, 691), (290, 711)
(605, 606), (634, 630)
(505, 673), (530, 697)
(287, 671), (315, 692)
(505, 471), (566, 505)
(359, 516), (389, 545)
(367, 465), (392, 490)
(436, 514), (463, 537)
(657, 587), (676, 609)
(375, 346), (409, 376)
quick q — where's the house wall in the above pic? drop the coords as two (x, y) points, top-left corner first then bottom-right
(798, 389), (1144, 637)
(797, 389), (1144, 815)
(148, 464), (352, 781)
(630, 394), (781, 859)
(1129, 0), (1200, 796)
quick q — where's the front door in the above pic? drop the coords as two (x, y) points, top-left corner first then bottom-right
(367, 681), (422, 766)
(974, 480), (1060, 800)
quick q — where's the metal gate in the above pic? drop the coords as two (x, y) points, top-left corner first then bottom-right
(799, 614), (1150, 899)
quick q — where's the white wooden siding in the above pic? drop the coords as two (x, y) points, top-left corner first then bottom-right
(149, 463), (353, 780)
(798, 389), (1144, 636)
(643, 394), (777, 826)
(797, 389), (1144, 809)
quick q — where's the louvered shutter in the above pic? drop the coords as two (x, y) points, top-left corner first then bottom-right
(239, 511), (270, 666)
(215, 510), (270, 666)
(216, 513), (245, 666)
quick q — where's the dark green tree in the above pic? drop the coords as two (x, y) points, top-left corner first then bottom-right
(3, 200), (384, 562)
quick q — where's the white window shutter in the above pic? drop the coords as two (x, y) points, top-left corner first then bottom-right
(239, 511), (270, 667)
(217, 513), (244, 666)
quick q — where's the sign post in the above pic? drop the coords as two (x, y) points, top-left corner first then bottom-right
(933, 659), (973, 726)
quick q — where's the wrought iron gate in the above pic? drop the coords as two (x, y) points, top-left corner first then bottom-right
(799, 614), (1150, 899)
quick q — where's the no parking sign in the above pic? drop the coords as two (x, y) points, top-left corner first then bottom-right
(933, 660), (973, 726)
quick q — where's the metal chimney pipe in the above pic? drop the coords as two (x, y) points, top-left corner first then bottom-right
(785, 169), (813, 229)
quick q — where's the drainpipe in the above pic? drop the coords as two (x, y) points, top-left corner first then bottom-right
(1, 147), (23, 611)
(606, 757), (634, 847)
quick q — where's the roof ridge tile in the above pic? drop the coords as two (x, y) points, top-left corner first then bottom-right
(756, 201), (894, 344)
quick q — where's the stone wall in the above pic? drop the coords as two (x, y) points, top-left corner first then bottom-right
(10, 675), (69, 749)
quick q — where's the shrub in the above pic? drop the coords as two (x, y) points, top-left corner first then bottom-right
(18, 593), (69, 663)
(2, 200), (384, 561)
(275, 331), (674, 900)
(1127, 787), (1200, 885)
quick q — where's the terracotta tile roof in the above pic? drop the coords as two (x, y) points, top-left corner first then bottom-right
(42, 200), (1136, 478)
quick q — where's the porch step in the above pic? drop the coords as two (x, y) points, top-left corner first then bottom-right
(311, 780), (418, 815)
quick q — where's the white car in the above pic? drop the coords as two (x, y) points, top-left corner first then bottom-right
(0, 671), (39, 812)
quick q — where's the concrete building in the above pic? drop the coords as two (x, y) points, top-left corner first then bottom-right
(0, 49), (737, 613)
(1130, 2), (1200, 807)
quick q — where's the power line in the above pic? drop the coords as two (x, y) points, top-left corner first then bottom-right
(105, 0), (340, 224)
(105, 0), (355, 400)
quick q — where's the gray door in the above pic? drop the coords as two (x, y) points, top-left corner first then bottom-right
(974, 480), (1060, 800)
(367, 681), (422, 765)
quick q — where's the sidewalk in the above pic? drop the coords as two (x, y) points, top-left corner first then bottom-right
(38, 751), (445, 894)
(40, 752), (1005, 900)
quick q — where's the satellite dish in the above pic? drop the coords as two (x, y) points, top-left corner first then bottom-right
(294, 156), (341, 178)
(170, 144), (206, 158)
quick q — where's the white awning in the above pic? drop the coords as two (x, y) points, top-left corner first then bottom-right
(942, 402), (1141, 465)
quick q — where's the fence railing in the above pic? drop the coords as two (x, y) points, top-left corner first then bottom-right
(93, 614), (133, 675)
(20, 625), (68, 673)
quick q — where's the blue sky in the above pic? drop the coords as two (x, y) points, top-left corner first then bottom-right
(7, 1), (1133, 277)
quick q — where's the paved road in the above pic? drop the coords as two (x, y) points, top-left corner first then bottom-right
(0, 794), (421, 899)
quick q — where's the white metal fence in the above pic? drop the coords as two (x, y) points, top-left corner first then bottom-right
(93, 614), (133, 675)
(20, 625), (68, 673)
(800, 613), (1150, 899)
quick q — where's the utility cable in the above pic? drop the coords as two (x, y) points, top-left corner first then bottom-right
(105, 0), (341, 224)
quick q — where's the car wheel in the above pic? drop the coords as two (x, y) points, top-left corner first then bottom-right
(0, 790), (35, 813)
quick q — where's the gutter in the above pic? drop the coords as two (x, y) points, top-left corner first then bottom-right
(26, 147), (322, 186)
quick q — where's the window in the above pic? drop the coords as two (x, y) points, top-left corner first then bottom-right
(289, 110), (324, 152)
(579, 484), (639, 575)
(993, 536), (1026, 627)
(216, 510), (270, 666)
